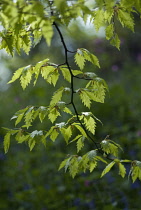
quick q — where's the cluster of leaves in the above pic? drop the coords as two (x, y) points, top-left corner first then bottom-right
(0, 0), (140, 54)
(58, 138), (141, 183)
(1, 0), (141, 182)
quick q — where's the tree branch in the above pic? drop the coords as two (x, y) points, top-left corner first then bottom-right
(53, 21), (102, 152)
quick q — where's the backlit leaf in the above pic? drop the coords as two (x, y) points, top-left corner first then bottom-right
(93, 9), (105, 31)
(87, 150), (97, 161)
(110, 34), (120, 50)
(106, 24), (114, 40)
(42, 21), (53, 46)
(60, 67), (71, 82)
(58, 158), (70, 171)
(101, 161), (115, 177)
(89, 161), (97, 172)
(77, 137), (84, 153)
(28, 138), (36, 151)
(119, 162), (126, 178)
(50, 87), (64, 105)
(3, 132), (11, 153)
(8, 68), (23, 84)
(48, 107), (61, 123)
(73, 123), (87, 137)
(75, 49), (85, 70)
(50, 128), (59, 142)
(78, 89), (91, 108)
(118, 9), (134, 31)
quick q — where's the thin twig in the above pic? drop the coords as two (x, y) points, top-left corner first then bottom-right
(53, 21), (102, 152)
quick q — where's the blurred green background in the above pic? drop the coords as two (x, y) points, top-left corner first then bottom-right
(0, 15), (141, 210)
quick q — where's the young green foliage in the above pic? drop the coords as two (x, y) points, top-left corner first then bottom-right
(3, 128), (19, 153)
(101, 139), (123, 157)
(79, 112), (96, 134)
(101, 159), (127, 178)
(76, 77), (107, 108)
(59, 150), (107, 178)
(75, 48), (100, 70)
(1, 0), (141, 183)
(129, 161), (141, 183)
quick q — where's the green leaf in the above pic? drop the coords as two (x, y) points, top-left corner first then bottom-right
(60, 126), (72, 144)
(20, 65), (33, 89)
(79, 154), (89, 172)
(89, 161), (97, 172)
(118, 162), (126, 178)
(41, 135), (47, 147)
(75, 49), (85, 70)
(82, 49), (100, 68)
(120, 159), (132, 163)
(104, 9), (114, 23)
(50, 87), (64, 105)
(11, 107), (29, 126)
(129, 161), (141, 182)
(69, 157), (79, 178)
(118, 9), (134, 31)
(50, 128), (59, 142)
(33, 29), (42, 47)
(101, 140), (120, 157)
(94, 9), (105, 31)
(109, 140), (123, 152)
(131, 166), (139, 183)
(33, 59), (50, 85)
(95, 156), (107, 164)
(63, 107), (72, 115)
(35, 59), (50, 76)
(38, 106), (48, 122)
(110, 34), (120, 50)
(77, 136), (84, 153)
(106, 24), (114, 40)
(83, 116), (96, 134)
(134, 0), (141, 13)
(85, 80), (107, 104)
(73, 123), (87, 137)
(22, 32), (32, 54)
(15, 133), (29, 144)
(15, 113), (25, 126)
(101, 161), (115, 177)
(3, 132), (11, 153)
(0, 34), (14, 56)
(60, 67), (71, 82)
(65, 157), (72, 172)
(87, 150), (97, 161)
(73, 70), (83, 76)
(74, 48), (100, 70)
(78, 89), (91, 108)
(42, 21), (53, 46)
(70, 135), (82, 143)
(28, 138), (36, 151)
(3, 129), (19, 153)
(48, 107), (61, 123)
(24, 106), (35, 128)
(58, 158), (70, 171)
(48, 69), (59, 86)
(8, 68), (23, 84)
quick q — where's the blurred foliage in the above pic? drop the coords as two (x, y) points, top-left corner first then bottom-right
(1, 4), (141, 210)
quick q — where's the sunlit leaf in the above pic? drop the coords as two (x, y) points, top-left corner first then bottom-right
(101, 161), (115, 177)
(3, 133), (11, 153)
(118, 162), (126, 178)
